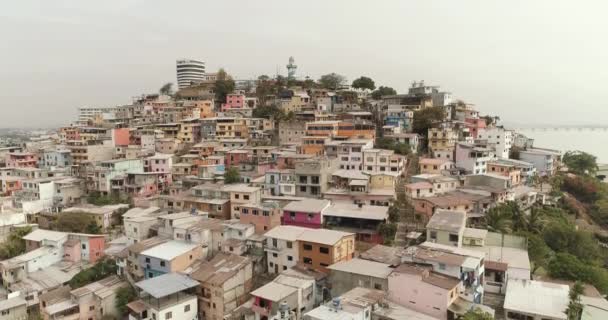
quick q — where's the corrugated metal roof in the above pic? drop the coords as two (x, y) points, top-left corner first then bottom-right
(135, 273), (198, 298)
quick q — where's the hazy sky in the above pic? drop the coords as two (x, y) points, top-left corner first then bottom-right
(1, 0), (607, 128)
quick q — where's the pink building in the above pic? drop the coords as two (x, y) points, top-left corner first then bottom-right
(63, 234), (106, 264)
(388, 263), (460, 320)
(145, 153), (173, 173)
(465, 117), (487, 139)
(281, 199), (330, 229)
(6, 152), (37, 168)
(112, 128), (131, 146)
(221, 94), (245, 111)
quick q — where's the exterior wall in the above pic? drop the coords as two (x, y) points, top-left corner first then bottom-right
(112, 128), (131, 146)
(148, 295), (197, 320)
(369, 174), (396, 189)
(239, 206), (281, 234)
(282, 210), (322, 229)
(87, 236), (106, 263)
(298, 235), (355, 273)
(279, 121), (306, 145)
(63, 244), (81, 263)
(388, 271), (457, 320)
(478, 128), (513, 159)
(141, 247), (203, 278)
(0, 303), (27, 320)
(328, 270), (388, 297)
(265, 238), (299, 274)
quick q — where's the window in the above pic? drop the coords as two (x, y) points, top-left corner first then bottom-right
(311, 176), (319, 184)
(449, 234), (459, 242)
(287, 255), (293, 261)
(319, 247), (329, 254)
(303, 244), (313, 251)
(286, 241), (293, 249)
(374, 283), (383, 290)
(244, 195), (249, 200)
(165, 312), (172, 319)
(82, 244), (86, 249)
(242, 209), (248, 214)
(160, 261), (165, 267)
(234, 194), (239, 199)
(430, 231), (437, 240)
(290, 212), (296, 220)
(303, 257), (313, 264)
(439, 263), (446, 270)
(89, 306), (95, 311)
(272, 253), (278, 258)
(272, 238), (278, 247)
(307, 213), (314, 221)
(145, 257), (150, 263)
(299, 176), (308, 184)
(300, 186), (306, 192)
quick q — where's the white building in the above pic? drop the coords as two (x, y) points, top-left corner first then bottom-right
(519, 148), (561, 176)
(326, 139), (373, 171)
(122, 207), (162, 245)
(176, 59), (206, 89)
(264, 226), (309, 274)
(503, 279), (568, 320)
(455, 143), (495, 174)
(477, 127), (514, 159)
(362, 149), (406, 175)
(129, 273), (199, 320)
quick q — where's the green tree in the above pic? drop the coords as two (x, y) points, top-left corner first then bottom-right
(224, 167), (241, 184)
(371, 86), (397, 100)
(563, 151), (598, 175)
(159, 82), (173, 96)
(484, 206), (512, 234)
(351, 76), (376, 91)
(375, 137), (411, 155)
(566, 281), (584, 320)
(53, 212), (102, 234)
(115, 286), (137, 315)
(388, 205), (401, 223)
(69, 259), (118, 288)
(214, 68), (235, 103)
(412, 107), (446, 135)
(462, 307), (494, 320)
(377, 223), (397, 245)
(318, 73), (346, 90)
(527, 233), (552, 274)
(526, 207), (547, 234)
(257, 75), (270, 81)
(0, 226), (33, 259)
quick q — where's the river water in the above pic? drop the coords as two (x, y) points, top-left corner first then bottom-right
(518, 129), (608, 163)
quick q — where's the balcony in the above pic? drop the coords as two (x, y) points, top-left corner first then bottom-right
(263, 244), (282, 253)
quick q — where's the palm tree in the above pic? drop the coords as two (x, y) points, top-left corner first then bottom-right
(485, 206), (512, 234)
(527, 207), (547, 234)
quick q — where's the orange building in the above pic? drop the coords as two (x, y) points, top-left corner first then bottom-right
(195, 100), (216, 119)
(487, 162), (522, 186)
(297, 229), (355, 273)
(306, 121), (375, 139)
(297, 137), (326, 155)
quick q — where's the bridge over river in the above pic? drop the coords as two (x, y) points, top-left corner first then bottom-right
(513, 126), (608, 132)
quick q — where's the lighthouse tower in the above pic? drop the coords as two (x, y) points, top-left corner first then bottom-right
(286, 56), (297, 80)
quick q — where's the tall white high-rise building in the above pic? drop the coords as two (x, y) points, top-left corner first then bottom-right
(176, 59), (206, 89)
